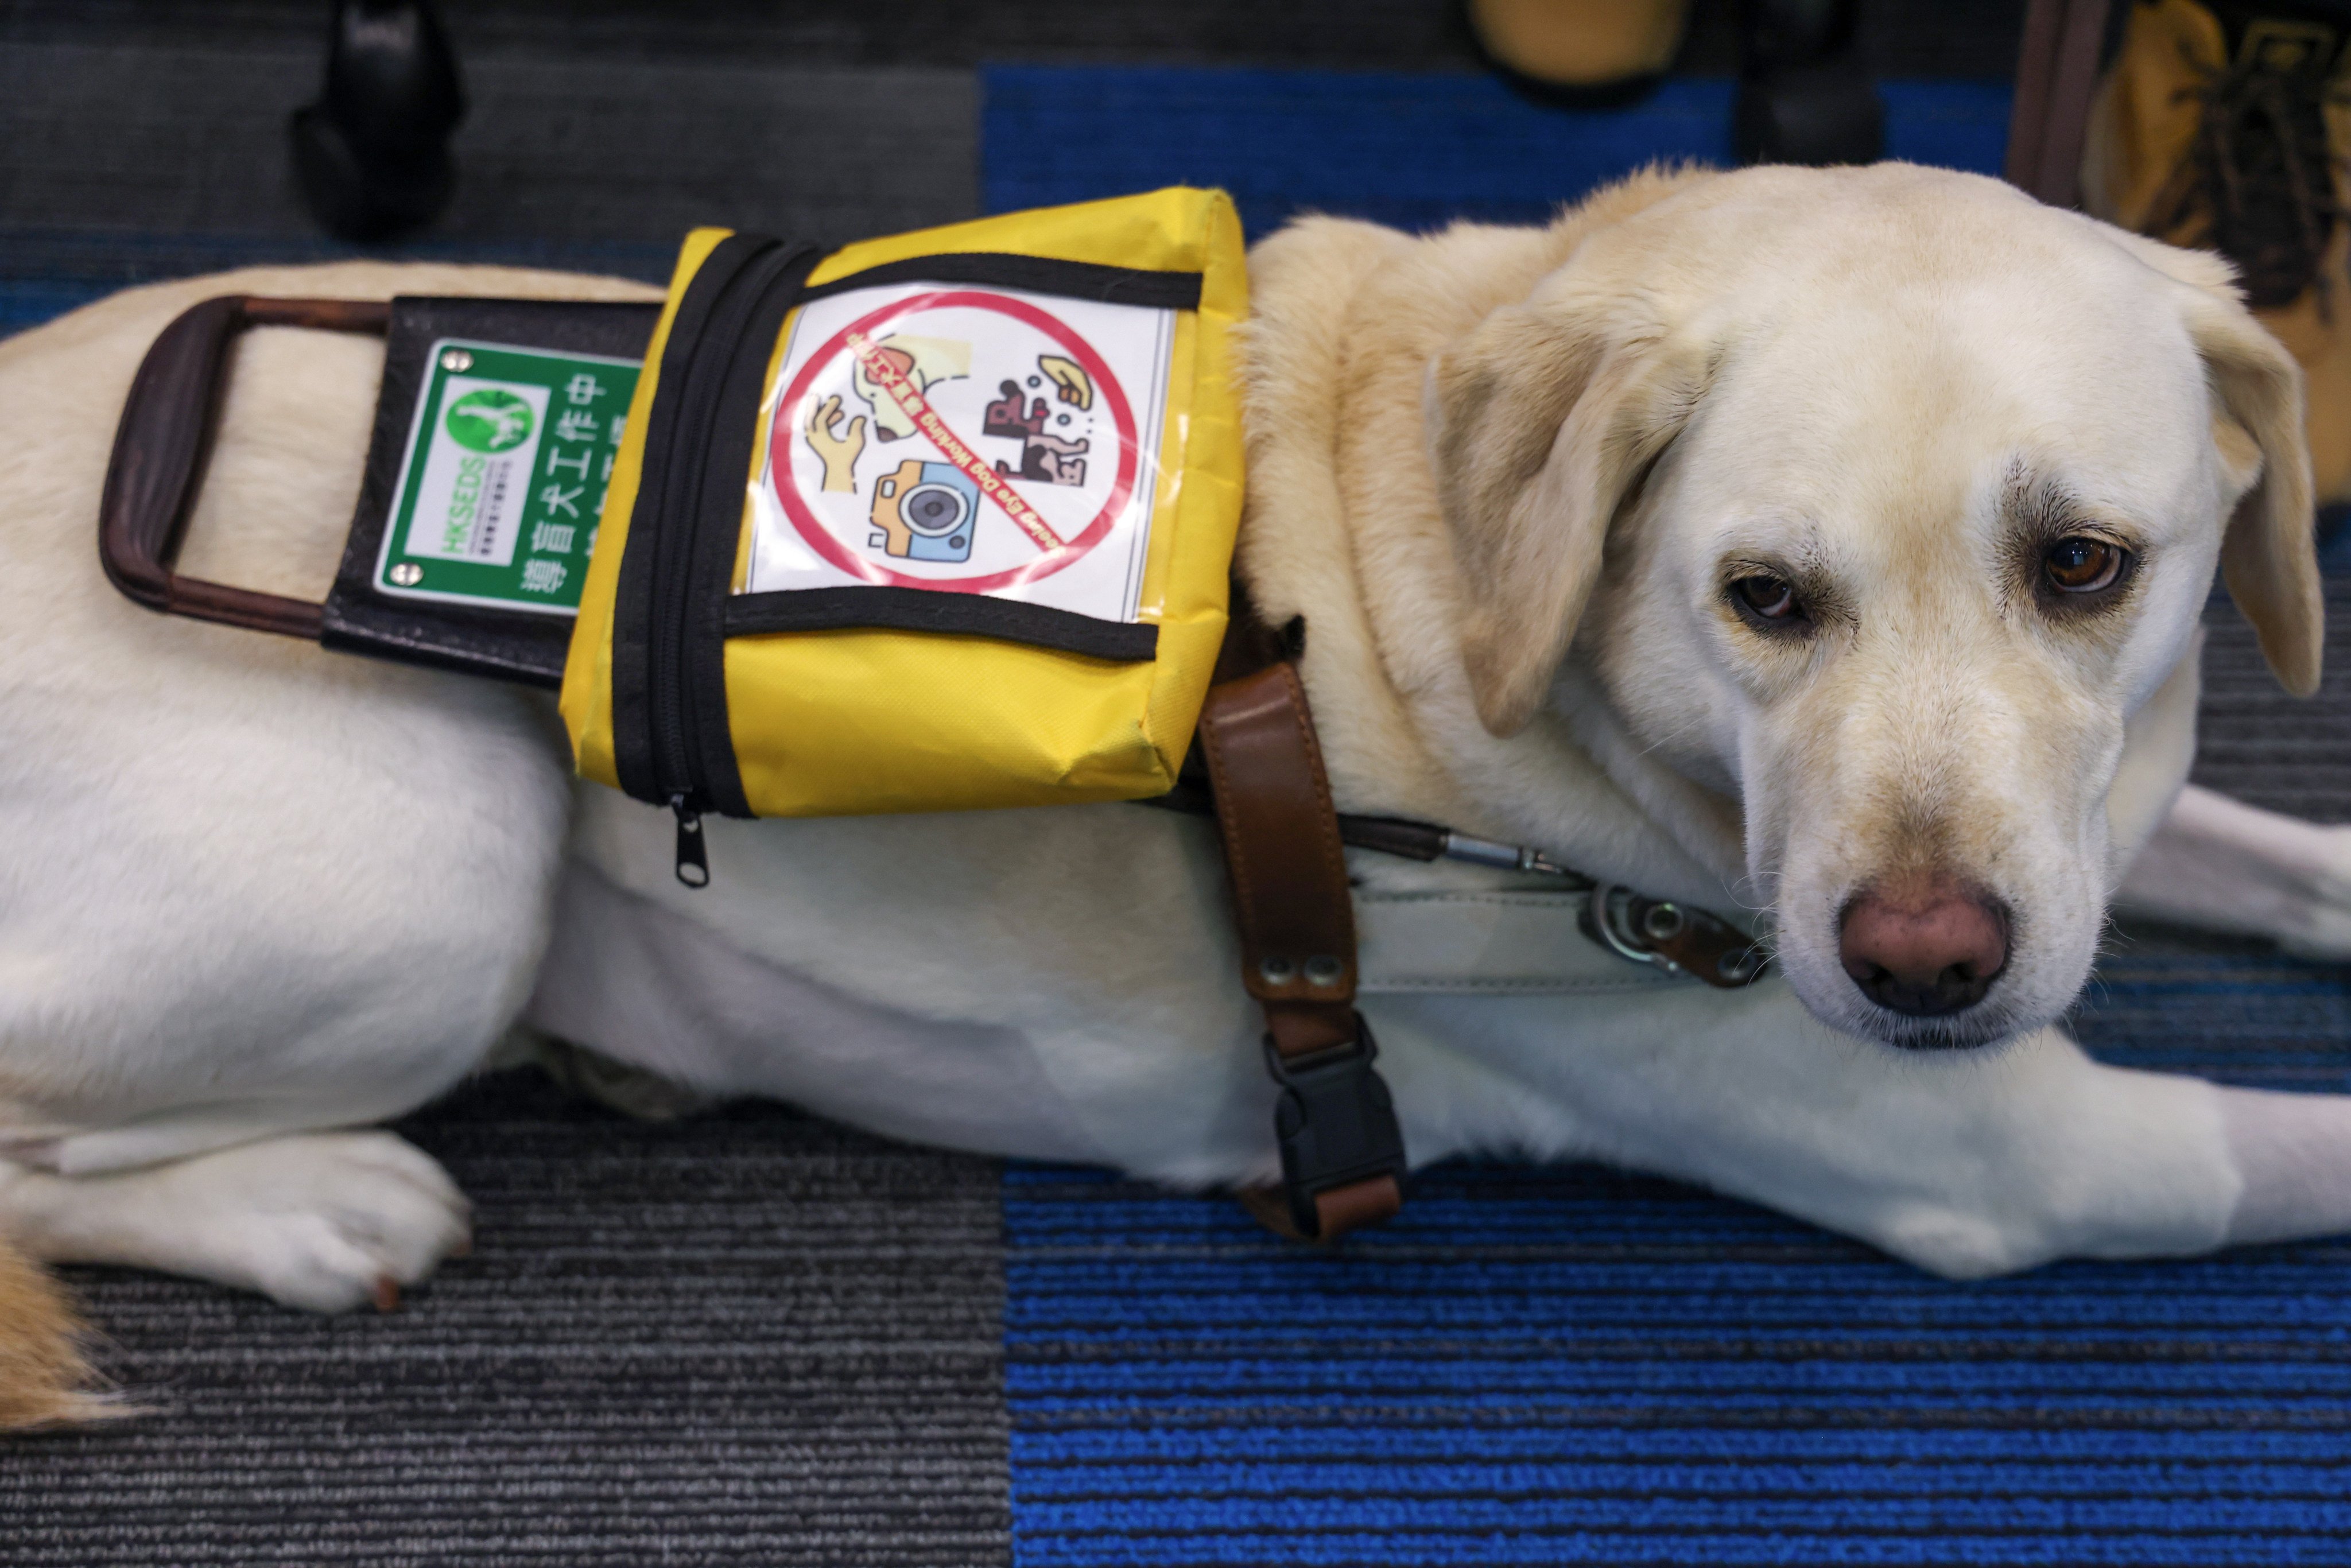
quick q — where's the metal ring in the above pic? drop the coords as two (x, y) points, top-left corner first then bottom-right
(1588, 884), (1675, 973)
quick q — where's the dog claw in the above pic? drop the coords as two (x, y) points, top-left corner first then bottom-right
(372, 1276), (401, 1313)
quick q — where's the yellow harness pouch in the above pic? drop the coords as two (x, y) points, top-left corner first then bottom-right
(559, 188), (1246, 876)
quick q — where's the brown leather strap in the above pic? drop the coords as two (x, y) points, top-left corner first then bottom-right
(1238, 1173), (1403, 1244)
(2005, 0), (2112, 208)
(1198, 599), (1408, 1242)
(1198, 662), (1360, 1056)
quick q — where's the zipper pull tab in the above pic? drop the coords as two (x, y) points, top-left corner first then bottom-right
(670, 795), (710, 888)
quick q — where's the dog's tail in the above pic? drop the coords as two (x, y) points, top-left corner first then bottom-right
(0, 1235), (117, 1430)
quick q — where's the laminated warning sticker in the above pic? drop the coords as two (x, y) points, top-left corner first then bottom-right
(746, 282), (1176, 624)
(376, 339), (641, 616)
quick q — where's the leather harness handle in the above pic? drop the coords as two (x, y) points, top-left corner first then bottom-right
(1198, 606), (1406, 1242)
(99, 294), (391, 639)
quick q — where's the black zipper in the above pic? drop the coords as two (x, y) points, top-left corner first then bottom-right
(642, 246), (769, 835)
(625, 237), (819, 885)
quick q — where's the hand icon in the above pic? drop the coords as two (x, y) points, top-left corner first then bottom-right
(805, 394), (867, 492)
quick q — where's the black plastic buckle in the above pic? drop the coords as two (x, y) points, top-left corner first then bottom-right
(1263, 1015), (1407, 1239)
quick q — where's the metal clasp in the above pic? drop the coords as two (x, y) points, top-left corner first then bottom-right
(1587, 883), (1680, 972)
(1438, 830), (1588, 882)
(1585, 883), (1771, 987)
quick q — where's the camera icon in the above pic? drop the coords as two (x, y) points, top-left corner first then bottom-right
(868, 459), (979, 563)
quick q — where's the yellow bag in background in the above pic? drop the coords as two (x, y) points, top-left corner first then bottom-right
(560, 188), (1246, 873)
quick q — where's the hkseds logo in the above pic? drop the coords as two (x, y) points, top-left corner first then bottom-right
(444, 387), (536, 453)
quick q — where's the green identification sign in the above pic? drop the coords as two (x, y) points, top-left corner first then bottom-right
(374, 339), (642, 616)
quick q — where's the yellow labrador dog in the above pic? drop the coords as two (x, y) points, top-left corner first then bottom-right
(5, 162), (2350, 1425)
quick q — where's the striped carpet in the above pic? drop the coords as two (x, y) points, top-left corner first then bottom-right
(985, 69), (2351, 1566)
(8, 28), (2351, 1566)
(1004, 1171), (2351, 1566)
(4, 1076), (1010, 1567)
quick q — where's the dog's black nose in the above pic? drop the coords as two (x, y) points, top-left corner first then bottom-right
(1840, 886), (2008, 1015)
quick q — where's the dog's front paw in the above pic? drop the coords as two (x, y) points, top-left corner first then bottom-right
(150, 1132), (472, 1312)
(1872, 1208), (2045, 1280)
(2280, 826), (2351, 961)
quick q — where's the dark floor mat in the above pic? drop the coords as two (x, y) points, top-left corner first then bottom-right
(0, 38), (976, 246)
(0, 1074), (1010, 1568)
(0, 36), (977, 335)
(0, 0), (2032, 77)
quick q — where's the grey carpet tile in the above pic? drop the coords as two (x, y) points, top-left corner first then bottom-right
(0, 228), (681, 341)
(2191, 575), (2351, 822)
(0, 0), (2032, 77)
(0, 1072), (1011, 1568)
(0, 40), (977, 248)
(0, 0), (1492, 69)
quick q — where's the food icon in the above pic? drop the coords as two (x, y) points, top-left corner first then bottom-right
(1037, 354), (1093, 411)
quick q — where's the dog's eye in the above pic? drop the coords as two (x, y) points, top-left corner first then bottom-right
(2043, 537), (2127, 594)
(1731, 574), (1802, 623)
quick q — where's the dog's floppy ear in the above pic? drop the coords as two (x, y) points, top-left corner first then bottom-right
(1428, 293), (1710, 737)
(2180, 282), (2323, 696)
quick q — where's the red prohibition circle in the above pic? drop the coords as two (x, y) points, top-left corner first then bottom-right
(770, 289), (1140, 593)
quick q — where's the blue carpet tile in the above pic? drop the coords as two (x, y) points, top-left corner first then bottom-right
(2076, 929), (2351, 1093)
(1005, 1156), (2351, 1566)
(1004, 936), (2351, 1568)
(983, 68), (2014, 238)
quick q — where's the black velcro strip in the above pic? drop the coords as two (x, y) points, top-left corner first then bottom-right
(726, 587), (1161, 662)
(798, 253), (1202, 312)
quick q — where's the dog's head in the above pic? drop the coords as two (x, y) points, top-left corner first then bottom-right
(1428, 165), (2319, 1049)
